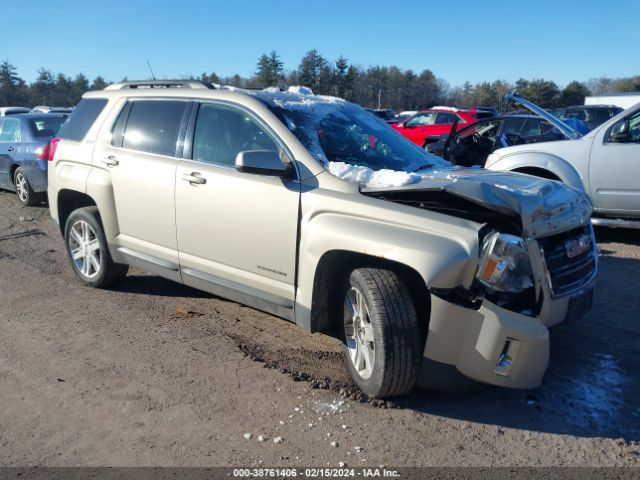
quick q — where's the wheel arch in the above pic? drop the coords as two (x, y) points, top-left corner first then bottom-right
(10, 163), (19, 183)
(305, 250), (430, 346)
(488, 153), (585, 191)
(57, 189), (97, 235)
(512, 166), (561, 181)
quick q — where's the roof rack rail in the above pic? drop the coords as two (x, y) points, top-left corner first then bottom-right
(104, 80), (216, 91)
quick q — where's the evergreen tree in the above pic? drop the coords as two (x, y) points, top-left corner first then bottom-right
(256, 51), (284, 87)
(90, 76), (108, 90)
(560, 81), (591, 106)
(0, 61), (27, 105)
(31, 68), (55, 105)
(298, 49), (328, 92)
(335, 56), (349, 97)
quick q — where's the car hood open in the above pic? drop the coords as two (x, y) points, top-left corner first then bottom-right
(506, 93), (581, 140)
(362, 167), (592, 238)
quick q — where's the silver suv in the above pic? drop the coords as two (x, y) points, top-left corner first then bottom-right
(49, 80), (597, 398)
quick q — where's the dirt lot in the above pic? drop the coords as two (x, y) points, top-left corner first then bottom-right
(1, 190), (639, 467)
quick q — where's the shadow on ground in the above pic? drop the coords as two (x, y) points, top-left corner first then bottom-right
(401, 252), (640, 442)
(113, 273), (213, 299)
(105, 228), (640, 442)
(595, 226), (640, 246)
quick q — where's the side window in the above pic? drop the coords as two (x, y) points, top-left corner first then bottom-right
(502, 118), (526, 135)
(540, 121), (555, 134)
(521, 119), (542, 137)
(0, 118), (20, 142)
(627, 111), (640, 143)
(121, 100), (188, 157)
(58, 98), (108, 142)
(435, 112), (457, 125)
(405, 112), (436, 127)
(192, 103), (278, 167)
(565, 109), (586, 121)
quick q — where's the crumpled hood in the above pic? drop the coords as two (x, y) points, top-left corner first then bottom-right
(362, 167), (593, 238)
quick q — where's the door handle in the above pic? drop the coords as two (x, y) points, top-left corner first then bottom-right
(7, 147), (15, 152)
(102, 156), (119, 167)
(181, 173), (207, 185)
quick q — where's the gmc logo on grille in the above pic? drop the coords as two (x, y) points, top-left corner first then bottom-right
(565, 235), (592, 258)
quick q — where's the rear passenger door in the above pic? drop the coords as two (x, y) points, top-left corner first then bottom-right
(175, 101), (301, 314)
(0, 118), (20, 186)
(97, 99), (191, 271)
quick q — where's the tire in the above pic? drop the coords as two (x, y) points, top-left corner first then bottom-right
(64, 206), (128, 288)
(14, 167), (43, 206)
(342, 268), (422, 398)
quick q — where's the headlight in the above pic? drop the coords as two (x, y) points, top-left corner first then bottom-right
(476, 232), (533, 293)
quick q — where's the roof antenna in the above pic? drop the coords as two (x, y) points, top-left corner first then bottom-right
(146, 60), (156, 80)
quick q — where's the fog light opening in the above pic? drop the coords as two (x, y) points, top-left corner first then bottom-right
(495, 338), (520, 377)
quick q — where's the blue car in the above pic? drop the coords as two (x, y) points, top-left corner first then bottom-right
(0, 113), (66, 205)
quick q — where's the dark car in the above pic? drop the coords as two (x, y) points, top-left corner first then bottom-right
(562, 105), (623, 130)
(426, 115), (568, 167)
(365, 108), (396, 122)
(0, 114), (66, 205)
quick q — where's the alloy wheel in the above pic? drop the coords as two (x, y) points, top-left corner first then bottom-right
(344, 286), (375, 379)
(15, 172), (28, 202)
(68, 220), (102, 279)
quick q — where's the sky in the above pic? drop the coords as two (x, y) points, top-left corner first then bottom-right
(2, 0), (639, 88)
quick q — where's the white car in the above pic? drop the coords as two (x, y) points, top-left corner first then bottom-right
(486, 95), (640, 228)
(0, 107), (30, 117)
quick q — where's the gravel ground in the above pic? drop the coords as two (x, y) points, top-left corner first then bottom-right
(1, 190), (639, 467)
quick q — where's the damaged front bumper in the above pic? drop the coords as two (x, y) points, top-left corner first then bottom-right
(417, 221), (597, 390)
(419, 294), (551, 390)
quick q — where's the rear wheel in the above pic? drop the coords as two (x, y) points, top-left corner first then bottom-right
(342, 268), (422, 398)
(14, 167), (43, 206)
(64, 207), (128, 288)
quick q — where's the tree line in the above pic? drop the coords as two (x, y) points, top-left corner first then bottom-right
(2, 52), (639, 111)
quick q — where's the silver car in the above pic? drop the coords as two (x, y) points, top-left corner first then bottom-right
(486, 94), (640, 228)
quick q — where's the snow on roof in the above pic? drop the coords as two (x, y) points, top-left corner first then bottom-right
(430, 106), (461, 112)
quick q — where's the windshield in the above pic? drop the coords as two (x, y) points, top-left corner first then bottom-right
(261, 95), (447, 172)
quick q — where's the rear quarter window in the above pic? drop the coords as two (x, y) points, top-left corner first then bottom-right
(58, 98), (108, 141)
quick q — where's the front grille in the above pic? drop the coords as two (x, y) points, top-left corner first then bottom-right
(537, 225), (597, 297)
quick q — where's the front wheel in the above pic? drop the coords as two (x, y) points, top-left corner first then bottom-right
(64, 207), (128, 288)
(342, 268), (422, 398)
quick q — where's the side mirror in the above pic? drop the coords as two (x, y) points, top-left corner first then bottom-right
(235, 150), (291, 177)
(609, 120), (630, 143)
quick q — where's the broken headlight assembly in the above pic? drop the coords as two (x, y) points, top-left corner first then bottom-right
(476, 231), (533, 293)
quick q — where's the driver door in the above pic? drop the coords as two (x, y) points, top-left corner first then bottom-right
(449, 119), (501, 167)
(589, 108), (640, 214)
(175, 101), (301, 313)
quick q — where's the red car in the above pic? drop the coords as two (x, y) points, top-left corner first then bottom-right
(391, 107), (494, 147)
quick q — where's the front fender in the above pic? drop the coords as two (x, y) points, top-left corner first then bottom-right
(487, 152), (585, 191)
(295, 207), (481, 330)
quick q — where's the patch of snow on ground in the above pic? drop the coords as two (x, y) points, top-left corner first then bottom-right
(312, 399), (347, 415)
(329, 162), (422, 188)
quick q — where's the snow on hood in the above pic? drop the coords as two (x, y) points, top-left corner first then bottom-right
(328, 162), (422, 188)
(362, 166), (593, 238)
